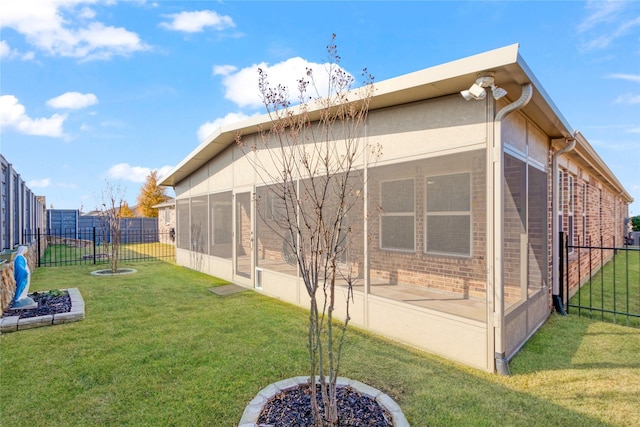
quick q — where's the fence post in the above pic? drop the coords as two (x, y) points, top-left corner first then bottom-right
(93, 227), (97, 265)
(37, 228), (41, 267)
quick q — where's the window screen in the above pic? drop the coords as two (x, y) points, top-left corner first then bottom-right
(380, 179), (414, 251)
(426, 173), (471, 256)
(210, 191), (232, 258)
(190, 196), (208, 253)
(176, 199), (190, 249)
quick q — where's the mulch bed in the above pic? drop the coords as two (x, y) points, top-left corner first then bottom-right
(2, 291), (71, 319)
(258, 383), (393, 426)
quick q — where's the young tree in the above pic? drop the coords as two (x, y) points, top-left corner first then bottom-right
(237, 34), (376, 426)
(96, 181), (127, 273)
(137, 170), (169, 217)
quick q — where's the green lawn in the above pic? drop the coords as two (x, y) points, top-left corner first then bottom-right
(569, 247), (640, 327)
(41, 242), (175, 265)
(1, 262), (639, 426)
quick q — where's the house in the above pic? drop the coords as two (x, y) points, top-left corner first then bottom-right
(153, 199), (176, 245)
(160, 44), (632, 373)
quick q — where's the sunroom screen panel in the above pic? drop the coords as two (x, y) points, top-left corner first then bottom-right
(190, 196), (208, 254)
(209, 191), (232, 259)
(176, 198), (190, 250)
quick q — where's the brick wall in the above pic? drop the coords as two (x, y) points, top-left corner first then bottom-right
(559, 164), (628, 296)
(367, 150), (487, 298)
(157, 205), (175, 245)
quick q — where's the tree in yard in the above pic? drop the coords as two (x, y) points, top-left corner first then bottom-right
(236, 34), (377, 426)
(96, 181), (127, 273)
(631, 215), (640, 232)
(137, 170), (169, 218)
(120, 201), (135, 218)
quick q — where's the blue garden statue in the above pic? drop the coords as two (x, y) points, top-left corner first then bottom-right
(13, 246), (36, 309)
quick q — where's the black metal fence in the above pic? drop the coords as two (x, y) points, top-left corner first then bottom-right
(24, 227), (175, 267)
(564, 233), (640, 327)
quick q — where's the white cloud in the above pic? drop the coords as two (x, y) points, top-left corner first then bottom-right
(0, 40), (11, 58)
(0, 0), (149, 61)
(78, 6), (95, 19)
(27, 178), (51, 188)
(160, 10), (235, 33)
(577, 2), (640, 50)
(0, 95), (67, 137)
(607, 73), (640, 84)
(0, 40), (35, 61)
(107, 163), (174, 183)
(217, 57), (353, 109)
(614, 93), (640, 104)
(213, 64), (237, 76)
(47, 92), (98, 109)
(577, 0), (626, 33)
(197, 112), (255, 142)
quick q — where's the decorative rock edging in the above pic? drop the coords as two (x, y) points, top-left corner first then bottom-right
(0, 288), (85, 333)
(90, 268), (137, 276)
(239, 376), (409, 427)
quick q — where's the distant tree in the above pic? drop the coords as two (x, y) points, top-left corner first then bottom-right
(119, 201), (135, 218)
(136, 170), (169, 218)
(632, 215), (640, 232)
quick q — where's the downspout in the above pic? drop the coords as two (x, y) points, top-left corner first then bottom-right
(491, 83), (533, 376)
(551, 134), (577, 315)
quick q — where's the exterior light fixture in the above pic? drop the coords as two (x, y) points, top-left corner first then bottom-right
(460, 73), (508, 101)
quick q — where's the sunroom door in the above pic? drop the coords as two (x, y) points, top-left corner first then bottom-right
(233, 189), (254, 286)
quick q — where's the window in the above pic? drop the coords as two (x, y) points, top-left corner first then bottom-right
(598, 189), (602, 237)
(426, 172), (471, 256)
(380, 178), (415, 251)
(567, 174), (574, 252)
(582, 183), (587, 246)
(267, 192), (285, 222)
(164, 207), (171, 225)
(558, 169), (564, 247)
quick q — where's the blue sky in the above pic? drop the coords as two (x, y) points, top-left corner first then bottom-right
(1, 1), (639, 216)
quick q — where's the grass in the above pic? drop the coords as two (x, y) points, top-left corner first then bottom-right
(41, 243), (175, 265)
(569, 247), (640, 327)
(1, 262), (639, 426)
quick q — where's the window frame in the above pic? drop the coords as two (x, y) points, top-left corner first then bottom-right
(379, 177), (416, 252)
(567, 173), (575, 253)
(424, 171), (472, 258)
(582, 182), (587, 246)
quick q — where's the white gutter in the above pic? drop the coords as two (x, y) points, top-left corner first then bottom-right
(490, 83), (533, 376)
(551, 134), (577, 314)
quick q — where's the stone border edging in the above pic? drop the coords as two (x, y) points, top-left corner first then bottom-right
(0, 288), (85, 333)
(90, 268), (137, 276)
(239, 376), (409, 427)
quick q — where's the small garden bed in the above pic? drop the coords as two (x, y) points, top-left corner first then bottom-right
(0, 288), (84, 333)
(2, 289), (71, 319)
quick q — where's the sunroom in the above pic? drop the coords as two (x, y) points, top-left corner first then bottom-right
(162, 44), (580, 372)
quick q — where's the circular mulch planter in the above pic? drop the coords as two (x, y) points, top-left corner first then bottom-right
(239, 376), (409, 427)
(90, 268), (137, 276)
